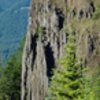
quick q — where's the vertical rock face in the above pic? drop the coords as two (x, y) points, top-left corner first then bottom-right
(22, 0), (66, 100)
(22, 0), (100, 100)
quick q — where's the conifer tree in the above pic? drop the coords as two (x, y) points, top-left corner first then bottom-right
(47, 32), (84, 100)
(0, 38), (25, 100)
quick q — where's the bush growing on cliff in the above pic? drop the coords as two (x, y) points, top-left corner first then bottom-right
(35, 26), (45, 37)
(93, 5), (100, 20)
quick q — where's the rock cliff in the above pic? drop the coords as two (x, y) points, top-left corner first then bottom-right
(21, 0), (100, 100)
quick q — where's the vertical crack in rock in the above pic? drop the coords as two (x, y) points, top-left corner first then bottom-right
(44, 42), (55, 78)
(30, 35), (37, 71)
(55, 8), (64, 30)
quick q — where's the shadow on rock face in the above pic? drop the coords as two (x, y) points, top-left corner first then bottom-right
(44, 42), (55, 78)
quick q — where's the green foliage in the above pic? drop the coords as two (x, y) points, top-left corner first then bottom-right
(35, 26), (44, 37)
(83, 67), (100, 100)
(0, 38), (24, 100)
(47, 32), (84, 100)
(93, 6), (100, 20)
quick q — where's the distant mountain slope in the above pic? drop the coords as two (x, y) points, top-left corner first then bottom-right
(0, 0), (20, 11)
(0, 0), (30, 11)
(0, 0), (31, 63)
(0, 7), (3, 12)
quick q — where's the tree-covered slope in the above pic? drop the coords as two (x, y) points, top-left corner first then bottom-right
(0, 0), (30, 11)
(0, 38), (24, 99)
(0, 0), (20, 11)
(0, 0), (31, 63)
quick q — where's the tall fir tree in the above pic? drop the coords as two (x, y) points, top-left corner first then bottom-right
(46, 31), (84, 100)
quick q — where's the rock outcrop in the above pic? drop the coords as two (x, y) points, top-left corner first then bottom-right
(21, 0), (100, 100)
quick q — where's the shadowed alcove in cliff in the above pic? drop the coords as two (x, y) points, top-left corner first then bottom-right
(30, 34), (37, 71)
(55, 8), (64, 30)
(44, 43), (55, 78)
